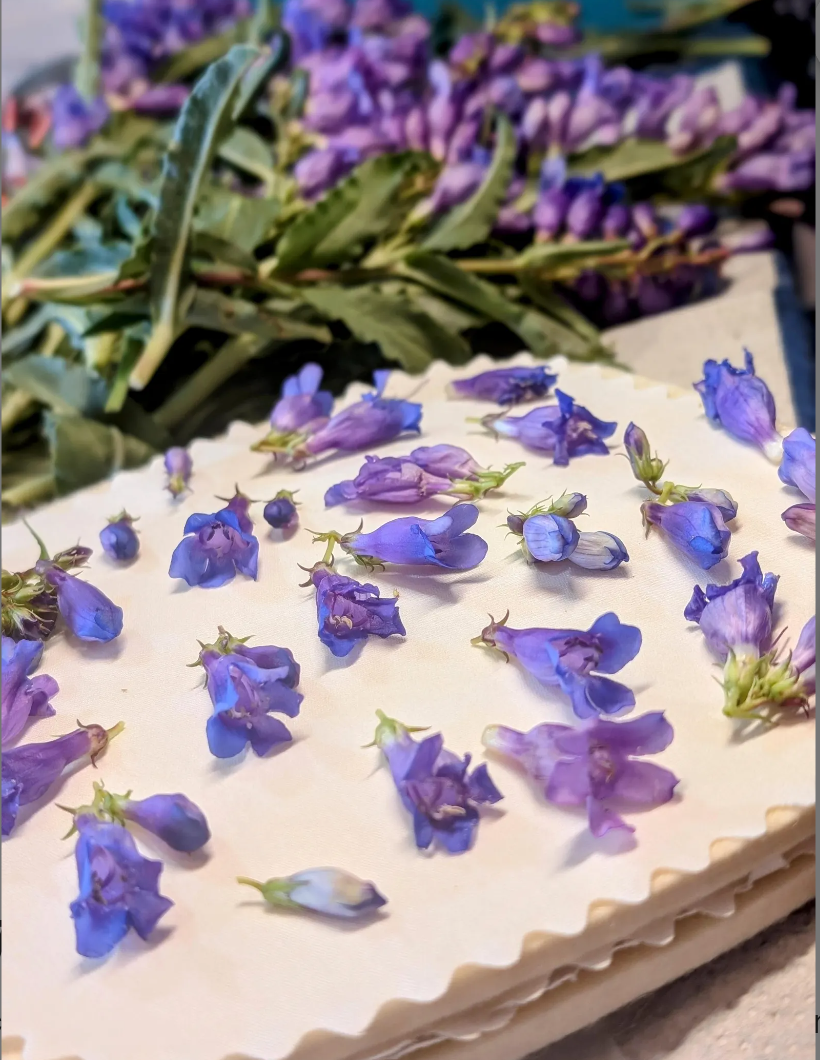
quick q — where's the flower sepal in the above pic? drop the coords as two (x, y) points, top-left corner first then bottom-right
(722, 649), (812, 723)
(470, 611), (512, 658)
(624, 422), (666, 488)
(237, 875), (301, 909)
(366, 708), (429, 750)
(250, 427), (306, 456)
(447, 462), (525, 501)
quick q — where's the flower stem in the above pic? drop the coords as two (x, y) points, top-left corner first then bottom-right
(237, 876), (265, 892)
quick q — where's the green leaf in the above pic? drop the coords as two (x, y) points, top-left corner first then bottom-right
(194, 186), (280, 252)
(3, 356), (107, 417)
(81, 296), (151, 336)
(569, 138), (726, 184)
(93, 161), (160, 207)
(232, 36), (289, 121)
(300, 285), (471, 371)
(191, 232), (258, 273)
(43, 413), (155, 495)
(517, 276), (601, 344)
(34, 242), (133, 280)
(185, 289), (332, 343)
(130, 44), (260, 390)
(421, 114), (515, 253)
(1, 152), (89, 242)
(155, 22), (251, 83)
(515, 239), (630, 270)
(217, 126), (277, 190)
(104, 330), (146, 414)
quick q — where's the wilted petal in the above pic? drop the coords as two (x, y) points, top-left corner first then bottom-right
(782, 502), (816, 541)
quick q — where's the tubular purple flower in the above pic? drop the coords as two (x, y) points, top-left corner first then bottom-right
(694, 349), (782, 461)
(720, 152), (814, 194)
(217, 488), (254, 534)
(677, 203), (716, 238)
(782, 503), (816, 541)
(169, 509), (259, 588)
(473, 611), (642, 719)
(488, 389), (617, 466)
(409, 444), (481, 480)
(642, 500), (730, 570)
(164, 447), (192, 497)
(676, 487), (738, 522)
(120, 793), (210, 853)
(483, 712), (678, 838)
(791, 616), (815, 697)
(239, 867), (387, 918)
(263, 491), (299, 530)
(2, 721), (121, 837)
(344, 503), (487, 570)
(324, 456), (452, 507)
(294, 146), (358, 199)
(40, 566), (123, 642)
(270, 363), (334, 434)
(684, 551), (778, 661)
(99, 512), (140, 561)
(517, 56), (557, 94)
(568, 531), (629, 571)
(372, 711), (502, 854)
(50, 85), (109, 149)
(623, 422), (665, 487)
(778, 428), (816, 501)
(521, 514), (579, 563)
(603, 202), (630, 239)
(1, 637), (58, 748)
(312, 566), (406, 657)
(450, 365), (557, 406)
(429, 160), (485, 212)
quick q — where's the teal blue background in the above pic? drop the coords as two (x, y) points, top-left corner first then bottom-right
(415, 0), (653, 29)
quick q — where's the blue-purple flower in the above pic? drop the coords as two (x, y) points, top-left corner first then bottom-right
(372, 711), (503, 853)
(623, 422), (666, 488)
(99, 512), (140, 561)
(2, 721), (121, 837)
(40, 565), (124, 641)
(642, 500), (731, 571)
(569, 531), (630, 571)
(169, 509), (259, 588)
(694, 350), (782, 462)
(325, 455), (452, 507)
(312, 566), (406, 657)
(506, 497), (627, 571)
(685, 551), (778, 661)
(342, 503), (488, 570)
(50, 85), (109, 149)
(450, 365), (558, 405)
(486, 390), (616, 466)
(263, 491), (299, 530)
(473, 611), (642, 718)
(238, 867), (387, 919)
(1, 637), (58, 748)
(164, 447), (192, 497)
(779, 427), (816, 541)
(483, 712), (678, 838)
(200, 630), (302, 758)
(519, 513), (580, 563)
(782, 503), (816, 542)
(70, 814), (173, 958)
(254, 363), (334, 453)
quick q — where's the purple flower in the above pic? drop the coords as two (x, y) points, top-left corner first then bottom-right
(720, 151), (814, 193)
(239, 867), (387, 918)
(120, 793), (210, 853)
(344, 503), (487, 570)
(201, 638), (303, 759)
(325, 455), (452, 507)
(569, 531), (629, 571)
(373, 712), (503, 853)
(269, 362), (333, 434)
(283, 0), (350, 58)
(677, 487), (738, 522)
(164, 447), (192, 498)
(100, 512), (140, 561)
(263, 491), (299, 530)
(565, 179), (606, 239)
(51, 85), (109, 150)
(217, 488), (254, 534)
(449, 365), (557, 406)
(301, 372), (422, 458)
(791, 616), (815, 698)
(623, 422), (665, 487)
(294, 146), (358, 199)
(684, 551), (778, 661)
(408, 444), (481, 480)
(677, 204), (716, 238)
(312, 567), (406, 657)
(779, 427), (816, 502)
(782, 503), (816, 542)
(169, 509), (258, 588)
(694, 350), (782, 461)
(70, 815), (173, 958)
(488, 390), (616, 466)
(520, 514), (580, 563)
(642, 500), (730, 570)
(1, 637), (58, 749)
(603, 202), (630, 239)
(483, 712), (678, 838)
(2, 722), (120, 837)
(474, 611), (642, 719)
(40, 565), (123, 642)
(429, 160), (486, 212)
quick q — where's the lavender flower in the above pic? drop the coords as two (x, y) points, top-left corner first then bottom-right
(486, 390), (617, 466)
(519, 514), (580, 563)
(569, 531), (629, 571)
(483, 712), (678, 838)
(263, 491), (299, 530)
(694, 350), (782, 461)
(449, 365), (557, 405)
(1, 637), (58, 748)
(371, 711), (502, 853)
(408, 444), (479, 479)
(2, 721), (122, 837)
(254, 363), (334, 453)
(50, 85), (109, 149)
(677, 204), (716, 238)
(623, 422), (666, 487)
(40, 565), (124, 642)
(294, 145), (358, 199)
(200, 632), (303, 759)
(217, 487), (255, 534)
(791, 616), (816, 698)
(642, 500), (730, 570)
(164, 447), (192, 498)
(676, 487), (739, 522)
(782, 503), (816, 541)
(70, 780), (211, 853)
(311, 566), (406, 657)
(70, 815), (173, 958)
(779, 427), (816, 502)
(238, 867), (387, 918)
(473, 611), (642, 718)
(342, 503), (488, 570)
(325, 455), (451, 507)
(99, 512), (139, 561)
(169, 509), (258, 588)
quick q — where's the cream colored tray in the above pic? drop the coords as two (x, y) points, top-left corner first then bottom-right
(3, 354), (814, 1060)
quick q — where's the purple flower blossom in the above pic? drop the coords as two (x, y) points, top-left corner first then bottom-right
(568, 531), (629, 571)
(164, 447), (192, 498)
(300, 372), (422, 458)
(678, 487), (738, 522)
(201, 636), (303, 759)
(779, 428), (816, 502)
(694, 350), (782, 461)
(623, 422), (665, 486)
(791, 616), (816, 698)
(782, 503), (816, 541)
(408, 444), (481, 479)
(520, 514), (580, 563)
(450, 365), (558, 405)
(642, 500), (730, 570)
(429, 160), (486, 211)
(263, 491), (299, 530)
(677, 204), (716, 238)
(120, 793), (210, 853)
(684, 552), (778, 661)
(373, 712), (503, 853)
(70, 815), (173, 958)
(312, 566), (406, 657)
(344, 503), (487, 570)
(169, 509), (258, 588)
(239, 867), (387, 918)
(474, 611), (642, 719)
(325, 455), (452, 507)
(488, 390), (617, 466)
(294, 146), (358, 199)
(2, 722), (120, 837)
(217, 487), (254, 534)
(269, 362), (333, 434)
(100, 512), (140, 561)
(1, 637), (58, 749)
(40, 565), (123, 642)
(50, 85), (109, 149)
(483, 712), (678, 837)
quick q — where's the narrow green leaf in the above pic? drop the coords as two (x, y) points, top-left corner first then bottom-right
(518, 276), (601, 344)
(422, 114), (515, 252)
(300, 285), (471, 371)
(3, 356), (108, 417)
(185, 289), (332, 342)
(232, 36), (289, 121)
(515, 239), (629, 270)
(191, 232), (258, 273)
(1, 152), (88, 242)
(569, 137), (725, 184)
(93, 161), (160, 207)
(194, 187), (280, 252)
(104, 331), (146, 413)
(131, 44), (260, 390)
(43, 413), (155, 495)
(217, 126), (277, 190)
(156, 22), (251, 83)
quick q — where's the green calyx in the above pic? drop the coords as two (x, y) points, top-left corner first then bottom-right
(722, 650), (809, 723)
(58, 779), (131, 838)
(107, 510), (137, 526)
(447, 462), (525, 501)
(470, 611), (511, 659)
(250, 428), (307, 456)
(237, 876), (301, 909)
(363, 709), (429, 749)
(273, 489), (299, 505)
(191, 625), (253, 666)
(306, 522), (367, 568)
